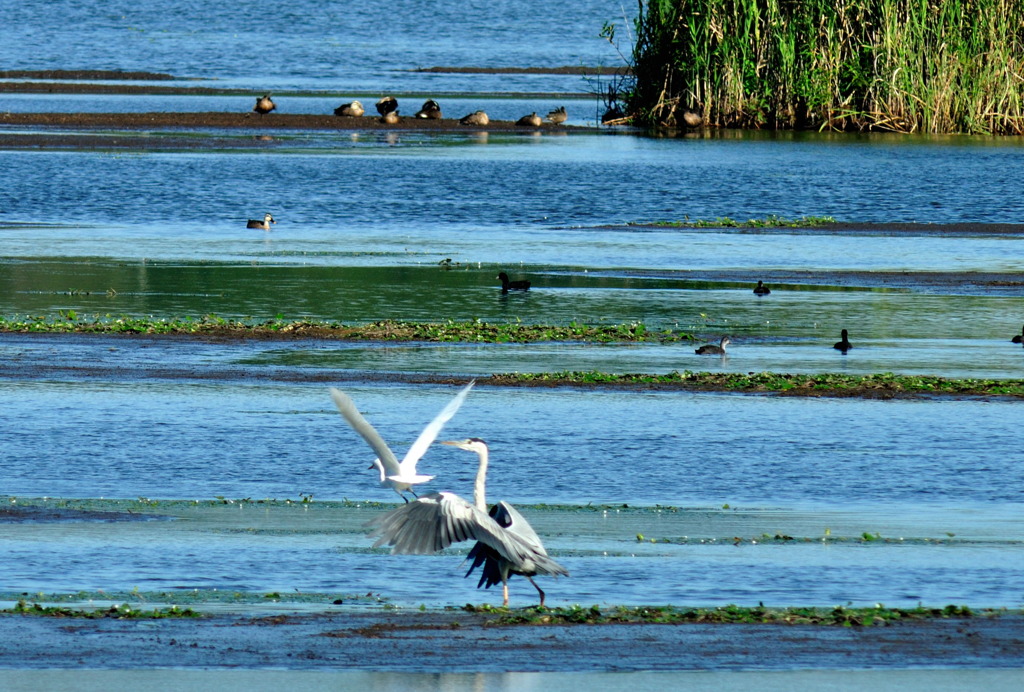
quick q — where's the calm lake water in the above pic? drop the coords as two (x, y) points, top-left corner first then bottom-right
(1, 0), (1023, 618)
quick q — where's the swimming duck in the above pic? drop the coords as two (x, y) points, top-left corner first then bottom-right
(546, 106), (567, 125)
(415, 99), (442, 119)
(515, 112), (542, 127)
(833, 329), (852, 353)
(376, 96), (398, 116)
(460, 110), (490, 126)
(333, 100), (365, 117)
(498, 271), (530, 293)
(380, 110), (400, 124)
(695, 336), (730, 355)
(252, 94), (276, 115)
(753, 280), (771, 295)
(246, 213), (276, 230)
(1012, 324), (1023, 343)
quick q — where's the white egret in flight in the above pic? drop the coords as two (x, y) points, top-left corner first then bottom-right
(367, 437), (568, 607)
(329, 381), (474, 501)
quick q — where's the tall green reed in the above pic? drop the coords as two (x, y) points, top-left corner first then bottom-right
(623, 0), (1024, 134)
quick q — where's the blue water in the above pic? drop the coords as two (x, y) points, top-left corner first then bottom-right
(1, 0), (1023, 612)
(0, 0), (630, 92)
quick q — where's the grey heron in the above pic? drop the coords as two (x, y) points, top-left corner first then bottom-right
(695, 336), (730, 355)
(834, 329), (852, 353)
(329, 382), (474, 501)
(367, 437), (569, 607)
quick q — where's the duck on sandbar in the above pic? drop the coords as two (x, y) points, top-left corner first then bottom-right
(380, 110), (400, 124)
(252, 94), (276, 115)
(498, 271), (530, 293)
(546, 106), (567, 124)
(460, 110), (490, 126)
(376, 96), (398, 116)
(695, 336), (730, 355)
(833, 329), (852, 353)
(515, 112), (542, 127)
(415, 99), (442, 119)
(753, 280), (771, 295)
(246, 213), (276, 230)
(334, 100), (364, 117)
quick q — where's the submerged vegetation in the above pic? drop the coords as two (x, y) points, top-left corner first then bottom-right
(619, 0), (1024, 133)
(465, 603), (990, 626)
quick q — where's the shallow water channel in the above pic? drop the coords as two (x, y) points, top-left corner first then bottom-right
(2, 0), (1024, 623)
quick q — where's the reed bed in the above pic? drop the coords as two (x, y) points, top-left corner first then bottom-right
(624, 0), (1024, 133)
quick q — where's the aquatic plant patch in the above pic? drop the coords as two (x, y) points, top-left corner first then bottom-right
(464, 603), (996, 626)
(3, 600), (201, 619)
(0, 315), (691, 343)
(492, 371), (1024, 398)
(636, 215), (838, 228)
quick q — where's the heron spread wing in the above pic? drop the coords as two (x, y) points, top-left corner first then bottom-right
(329, 388), (401, 475)
(490, 501), (548, 555)
(367, 491), (533, 563)
(467, 501), (568, 581)
(397, 380), (475, 476)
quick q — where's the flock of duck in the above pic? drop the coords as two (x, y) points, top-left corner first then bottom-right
(694, 280), (855, 355)
(252, 93), (568, 127)
(330, 382), (568, 607)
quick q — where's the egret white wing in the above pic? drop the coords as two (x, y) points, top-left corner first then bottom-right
(398, 381), (475, 475)
(329, 388), (401, 474)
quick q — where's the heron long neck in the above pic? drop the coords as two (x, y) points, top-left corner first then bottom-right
(472, 446), (489, 512)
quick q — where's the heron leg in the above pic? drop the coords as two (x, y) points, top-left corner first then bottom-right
(527, 576), (546, 608)
(502, 581), (509, 608)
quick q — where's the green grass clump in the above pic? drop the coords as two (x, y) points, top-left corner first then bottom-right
(0, 315), (690, 344)
(491, 370), (1024, 398)
(620, 0), (1024, 134)
(3, 600), (201, 619)
(466, 603), (984, 626)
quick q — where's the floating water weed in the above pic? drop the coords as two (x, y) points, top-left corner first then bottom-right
(466, 603), (989, 626)
(0, 315), (690, 343)
(4, 600), (201, 619)
(640, 215), (838, 228)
